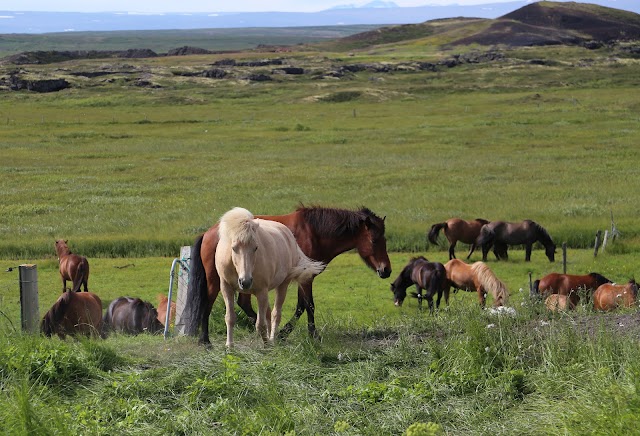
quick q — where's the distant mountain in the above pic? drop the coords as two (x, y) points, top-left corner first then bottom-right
(1, 1), (639, 34)
(326, 1), (640, 50)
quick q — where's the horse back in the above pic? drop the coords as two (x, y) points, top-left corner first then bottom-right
(593, 283), (636, 311)
(43, 292), (102, 337)
(446, 218), (487, 244)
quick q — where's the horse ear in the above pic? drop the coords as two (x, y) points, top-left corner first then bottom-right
(383, 216), (386, 221)
(65, 239), (68, 244)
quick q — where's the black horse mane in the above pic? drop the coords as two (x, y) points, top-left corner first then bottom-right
(589, 272), (612, 284)
(475, 218), (490, 224)
(297, 205), (385, 238)
(533, 221), (554, 246)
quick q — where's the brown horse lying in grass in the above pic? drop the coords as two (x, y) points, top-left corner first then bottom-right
(545, 294), (576, 312)
(593, 279), (638, 311)
(55, 239), (90, 292)
(157, 294), (176, 327)
(41, 292), (103, 339)
(534, 272), (611, 307)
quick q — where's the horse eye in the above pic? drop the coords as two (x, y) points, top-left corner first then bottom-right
(232, 246), (238, 253)
(254, 246), (258, 252)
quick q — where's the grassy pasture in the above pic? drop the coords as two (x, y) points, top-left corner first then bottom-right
(1, 45), (640, 258)
(1, 36), (640, 434)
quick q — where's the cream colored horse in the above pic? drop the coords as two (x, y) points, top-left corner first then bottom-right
(216, 207), (325, 347)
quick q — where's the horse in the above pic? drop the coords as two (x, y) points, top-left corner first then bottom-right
(102, 297), (165, 335)
(183, 205), (391, 345)
(593, 279), (638, 311)
(444, 259), (509, 307)
(41, 291), (103, 339)
(545, 294), (575, 312)
(215, 207), (326, 347)
(476, 220), (556, 262)
(55, 239), (90, 292)
(533, 272), (612, 307)
(428, 218), (489, 260)
(390, 256), (448, 313)
(156, 294), (176, 327)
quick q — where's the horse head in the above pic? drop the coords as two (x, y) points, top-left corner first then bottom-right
(220, 207), (259, 291)
(544, 242), (557, 262)
(356, 208), (392, 279)
(389, 262), (413, 306)
(142, 302), (165, 334)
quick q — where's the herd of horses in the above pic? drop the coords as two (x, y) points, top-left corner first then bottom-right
(40, 210), (636, 345)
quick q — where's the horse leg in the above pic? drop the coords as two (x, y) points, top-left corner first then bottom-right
(481, 243), (491, 262)
(466, 243), (477, 260)
(254, 290), (270, 345)
(525, 244), (532, 262)
(415, 285), (423, 311)
(237, 293), (257, 325)
(220, 281), (237, 348)
(477, 286), (486, 308)
(280, 280), (316, 339)
(270, 284), (288, 344)
(448, 242), (456, 260)
(426, 295), (434, 314)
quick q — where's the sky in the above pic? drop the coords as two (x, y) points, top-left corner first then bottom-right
(2, 1), (530, 14)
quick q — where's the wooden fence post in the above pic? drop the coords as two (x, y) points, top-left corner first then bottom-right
(562, 242), (567, 274)
(19, 264), (39, 333)
(594, 230), (602, 257)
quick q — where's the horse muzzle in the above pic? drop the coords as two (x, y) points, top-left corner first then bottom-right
(394, 299), (403, 307)
(377, 266), (392, 279)
(238, 277), (253, 290)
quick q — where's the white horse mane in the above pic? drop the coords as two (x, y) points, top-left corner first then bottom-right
(218, 207), (257, 243)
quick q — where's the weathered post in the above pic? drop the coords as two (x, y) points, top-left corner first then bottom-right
(562, 242), (567, 274)
(172, 246), (191, 336)
(528, 271), (534, 299)
(601, 230), (609, 253)
(594, 230), (602, 257)
(19, 264), (39, 333)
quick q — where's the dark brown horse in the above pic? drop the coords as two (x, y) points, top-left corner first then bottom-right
(41, 292), (103, 339)
(102, 297), (165, 335)
(390, 256), (448, 313)
(428, 218), (489, 260)
(476, 220), (556, 262)
(533, 272), (612, 307)
(55, 239), (90, 292)
(184, 205), (392, 345)
(593, 279), (638, 311)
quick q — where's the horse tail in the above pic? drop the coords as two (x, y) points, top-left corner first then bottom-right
(71, 259), (87, 292)
(472, 262), (509, 306)
(289, 245), (326, 284)
(183, 235), (206, 336)
(428, 222), (446, 245)
(429, 265), (445, 297)
(40, 292), (72, 336)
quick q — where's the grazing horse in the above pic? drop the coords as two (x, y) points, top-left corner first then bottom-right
(533, 272), (612, 307)
(428, 218), (489, 260)
(545, 294), (575, 312)
(184, 205), (391, 345)
(102, 297), (165, 335)
(55, 239), (90, 292)
(593, 279), (638, 311)
(216, 207), (325, 347)
(390, 256), (448, 313)
(41, 292), (103, 339)
(156, 294), (176, 327)
(476, 220), (556, 262)
(444, 259), (509, 307)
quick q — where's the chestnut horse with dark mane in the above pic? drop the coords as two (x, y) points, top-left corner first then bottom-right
(41, 292), (103, 339)
(55, 239), (90, 292)
(533, 272), (612, 307)
(390, 256), (448, 313)
(593, 279), (638, 311)
(428, 218), (489, 260)
(183, 206), (392, 345)
(476, 220), (556, 262)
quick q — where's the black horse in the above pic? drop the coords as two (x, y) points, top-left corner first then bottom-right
(102, 297), (164, 336)
(476, 220), (556, 262)
(390, 256), (448, 313)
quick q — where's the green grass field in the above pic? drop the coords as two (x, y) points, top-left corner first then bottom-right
(1, 29), (640, 435)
